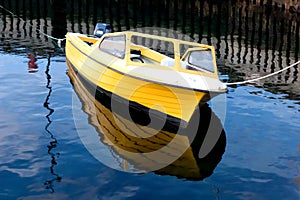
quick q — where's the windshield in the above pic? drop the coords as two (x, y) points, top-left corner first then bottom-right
(99, 35), (126, 58)
(187, 50), (215, 73)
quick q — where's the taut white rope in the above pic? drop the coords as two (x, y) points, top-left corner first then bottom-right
(226, 60), (300, 86)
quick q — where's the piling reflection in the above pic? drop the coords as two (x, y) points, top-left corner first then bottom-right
(50, 0), (67, 40)
(43, 55), (62, 192)
(67, 60), (226, 180)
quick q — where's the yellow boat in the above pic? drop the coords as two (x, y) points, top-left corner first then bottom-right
(68, 63), (226, 179)
(65, 23), (227, 126)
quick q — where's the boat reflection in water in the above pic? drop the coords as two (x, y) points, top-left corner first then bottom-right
(67, 64), (226, 181)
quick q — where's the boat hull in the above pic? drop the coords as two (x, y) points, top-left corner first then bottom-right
(67, 59), (194, 127)
(65, 33), (223, 125)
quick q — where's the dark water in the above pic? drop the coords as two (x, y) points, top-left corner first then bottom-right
(1, 0), (300, 199)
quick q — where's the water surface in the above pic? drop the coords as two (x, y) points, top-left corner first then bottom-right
(0, 1), (300, 199)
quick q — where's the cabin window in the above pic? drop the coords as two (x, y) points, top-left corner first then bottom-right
(131, 35), (174, 59)
(99, 35), (125, 58)
(131, 35), (175, 66)
(186, 50), (215, 73)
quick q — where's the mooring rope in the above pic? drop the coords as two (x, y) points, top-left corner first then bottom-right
(0, 5), (65, 44)
(225, 60), (300, 85)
